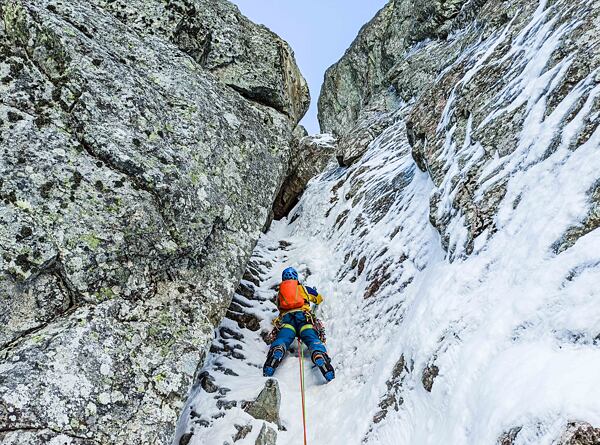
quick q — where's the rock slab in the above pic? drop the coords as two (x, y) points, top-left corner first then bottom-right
(0, 0), (308, 443)
(244, 378), (281, 427)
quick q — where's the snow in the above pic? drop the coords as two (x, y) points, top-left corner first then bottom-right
(307, 133), (337, 148)
(175, 0), (600, 443)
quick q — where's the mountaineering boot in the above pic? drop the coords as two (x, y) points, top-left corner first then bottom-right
(312, 351), (335, 382)
(263, 346), (285, 377)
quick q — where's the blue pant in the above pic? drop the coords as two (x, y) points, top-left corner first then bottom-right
(271, 311), (326, 354)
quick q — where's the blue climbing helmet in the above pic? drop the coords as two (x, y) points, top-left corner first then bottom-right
(282, 267), (298, 281)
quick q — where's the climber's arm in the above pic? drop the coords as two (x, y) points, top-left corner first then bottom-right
(304, 285), (323, 305)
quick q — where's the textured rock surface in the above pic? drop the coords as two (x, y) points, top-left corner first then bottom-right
(371, 356), (406, 426)
(95, 0), (309, 123)
(320, 0), (600, 256)
(272, 132), (336, 219)
(497, 427), (523, 445)
(498, 422), (600, 445)
(254, 423), (277, 445)
(334, 99), (397, 167)
(0, 0), (307, 443)
(315, 0), (600, 441)
(406, 1), (600, 255)
(558, 422), (600, 445)
(244, 379), (281, 426)
(318, 0), (482, 137)
(173, 257), (281, 444)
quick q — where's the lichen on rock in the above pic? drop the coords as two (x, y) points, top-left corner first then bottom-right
(0, 0), (309, 442)
(254, 423), (277, 445)
(272, 131), (336, 219)
(95, 0), (310, 123)
(244, 379), (281, 427)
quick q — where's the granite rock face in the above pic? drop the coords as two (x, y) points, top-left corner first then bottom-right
(317, 0), (482, 138)
(95, 0), (310, 123)
(0, 0), (308, 443)
(254, 423), (277, 445)
(272, 132), (336, 219)
(319, 0), (600, 256)
(244, 379), (281, 426)
(317, 0), (600, 441)
(406, 0), (600, 255)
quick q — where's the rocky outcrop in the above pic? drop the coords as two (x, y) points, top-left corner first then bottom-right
(558, 422), (600, 444)
(498, 422), (600, 445)
(334, 100), (397, 167)
(421, 363), (439, 392)
(318, 0), (484, 138)
(272, 132), (336, 219)
(95, 0), (309, 123)
(172, 253), (278, 444)
(406, 1), (600, 255)
(497, 427), (523, 445)
(244, 379), (281, 427)
(254, 423), (277, 445)
(320, 0), (600, 256)
(0, 0), (308, 443)
(317, 0), (600, 441)
(371, 356), (406, 426)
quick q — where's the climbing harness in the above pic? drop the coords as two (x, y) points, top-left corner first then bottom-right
(297, 338), (308, 445)
(305, 310), (327, 344)
(268, 308), (325, 345)
(265, 326), (279, 345)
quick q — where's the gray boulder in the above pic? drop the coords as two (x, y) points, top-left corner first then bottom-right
(96, 0), (310, 123)
(273, 132), (336, 219)
(244, 379), (281, 427)
(0, 0), (307, 443)
(255, 423), (277, 445)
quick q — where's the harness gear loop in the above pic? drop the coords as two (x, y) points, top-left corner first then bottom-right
(298, 338), (308, 445)
(303, 310), (327, 344)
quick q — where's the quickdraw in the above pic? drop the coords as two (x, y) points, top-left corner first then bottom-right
(265, 326), (279, 345)
(266, 310), (327, 345)
(304, 311), (327, 344)
(313, 317), (327, 344)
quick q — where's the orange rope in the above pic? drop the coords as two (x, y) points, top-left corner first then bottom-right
(297, 338), (308, 445)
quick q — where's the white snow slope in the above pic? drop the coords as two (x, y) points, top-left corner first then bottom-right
(176, 1), (600, 444)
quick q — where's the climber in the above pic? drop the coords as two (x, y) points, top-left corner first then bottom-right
(263, 267), (335, 382)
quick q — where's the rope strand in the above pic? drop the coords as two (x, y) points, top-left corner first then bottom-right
(298, 338), (308, 445)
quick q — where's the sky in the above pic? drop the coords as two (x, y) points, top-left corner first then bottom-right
(229, 0), (388, 134)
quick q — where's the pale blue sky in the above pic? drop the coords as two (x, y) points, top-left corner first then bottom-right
(230, 0), (388, 134)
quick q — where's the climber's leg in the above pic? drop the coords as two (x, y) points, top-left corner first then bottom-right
(263, 322), (296, 377)
(299, 323), (335, 382)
